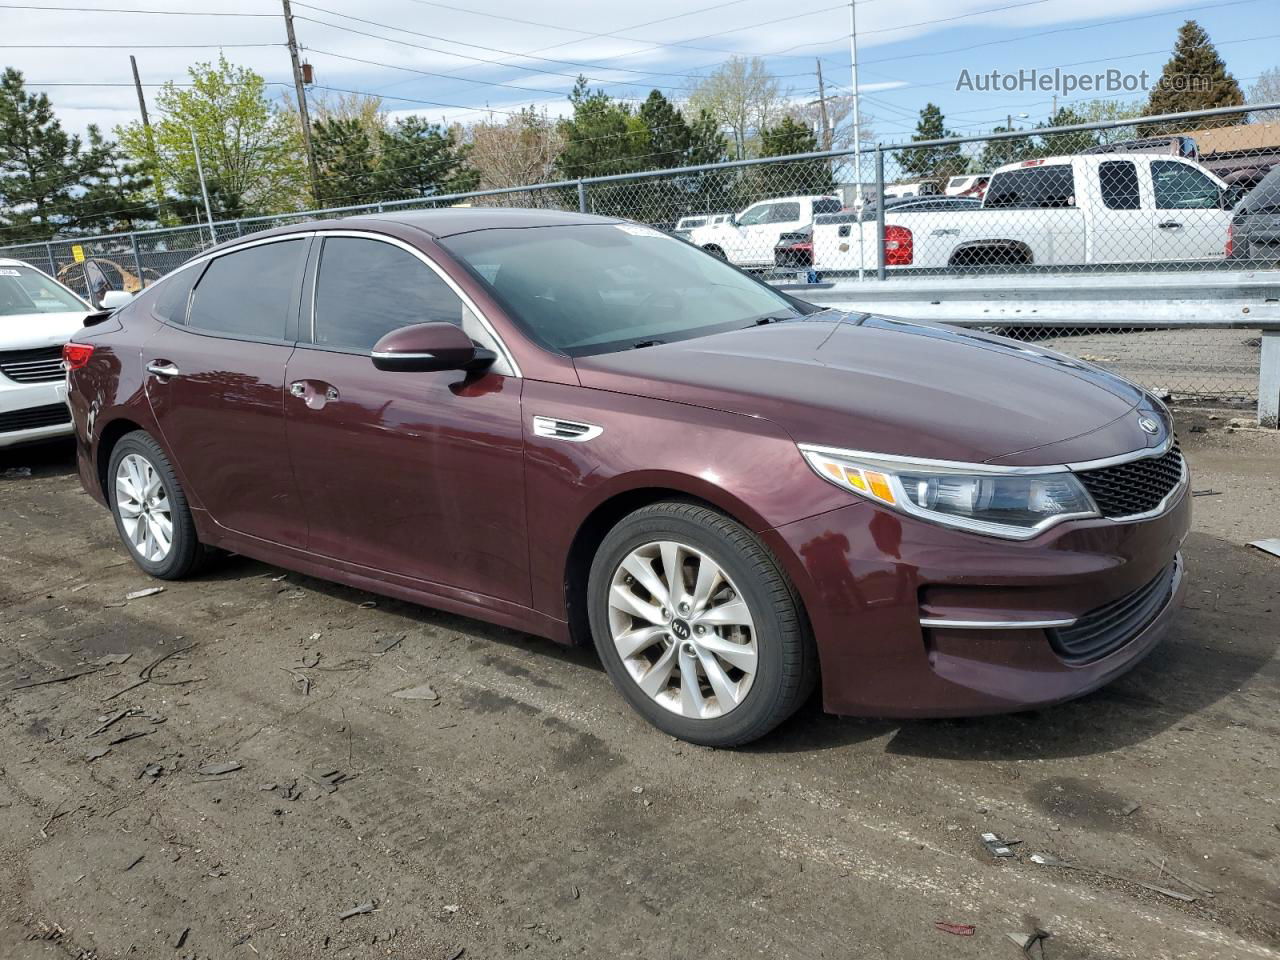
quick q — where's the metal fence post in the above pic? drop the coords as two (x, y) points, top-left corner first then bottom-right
(234, 221), (244, 238)
(874, 146), (886, 282)
(45, 243), (57, 275)
(129, 234), (145, 288)
(577, 180), (588, 214)
(1259, 329), (1280, 428)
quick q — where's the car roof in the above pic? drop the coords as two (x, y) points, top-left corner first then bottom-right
(370, 207), (620, 237)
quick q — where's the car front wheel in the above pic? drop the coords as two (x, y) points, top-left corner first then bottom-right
(108, 431), (206, 580)
(588, 501), (816, 746)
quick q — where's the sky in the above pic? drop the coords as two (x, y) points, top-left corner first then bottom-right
(3, 0), (1276, 145)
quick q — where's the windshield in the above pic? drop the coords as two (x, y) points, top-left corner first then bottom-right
(440, 223), (803, 356)
(0, 265), (87, 316)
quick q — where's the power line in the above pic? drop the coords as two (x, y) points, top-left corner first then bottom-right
(0, 43), (284, 48)
(0, 3), (276, 13)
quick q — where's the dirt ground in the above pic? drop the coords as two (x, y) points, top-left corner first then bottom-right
(1, 410), (1277, 960)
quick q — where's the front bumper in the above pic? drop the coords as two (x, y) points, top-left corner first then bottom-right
(764, 484), (1191, 718)
(0, 376), (72, 448)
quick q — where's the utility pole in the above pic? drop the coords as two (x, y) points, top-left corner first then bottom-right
(189, 128), (217, 246)
(281, 0), (320, 203)
(130, 55), (165, 219)
(848, 0), (865, 280)
(815, 59), (832, 152)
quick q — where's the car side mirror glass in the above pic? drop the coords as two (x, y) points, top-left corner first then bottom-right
(370, 321), (491, 373)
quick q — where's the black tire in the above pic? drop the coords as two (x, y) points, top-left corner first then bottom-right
(107, 431), (207, 580)
(587, 501), (816, 746)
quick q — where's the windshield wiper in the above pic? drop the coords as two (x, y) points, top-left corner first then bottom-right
(631, 338), (666, 349)
(752, 313), (798, 326)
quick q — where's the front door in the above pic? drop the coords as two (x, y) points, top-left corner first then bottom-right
(1149, 159), (1232, 261)
(144, 237), (310, 547)
(1090, 159), (1153, 264)
(284, 234), (529, 605)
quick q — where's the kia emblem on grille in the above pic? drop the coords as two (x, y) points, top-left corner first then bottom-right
(1138, 416), (1160, 435)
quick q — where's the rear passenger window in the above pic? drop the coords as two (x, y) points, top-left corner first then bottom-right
(813, 198), (842, 215)
(187, 240), (306, 339)
(312, 237), (465, 351)
(151, 265), (200, 324)
(1100, 161), (1141, 210)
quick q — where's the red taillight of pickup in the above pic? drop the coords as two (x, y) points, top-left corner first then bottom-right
(1225, 223), (1234, 258)
(884, 225), (914, 266)
(62, 343), (95, 371)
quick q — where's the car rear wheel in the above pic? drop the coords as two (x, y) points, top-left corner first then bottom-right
(108, 431), (206, 580)
(588, 501), (815, 746)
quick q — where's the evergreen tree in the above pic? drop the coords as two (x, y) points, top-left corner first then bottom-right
(896, 103), (967, 185)
(375, 116), (477, 201)
(756, 115), (833, 195)
(1037, 107), (1098, 156)
(638, 91), (691, 169)
(979, 126), (1034, 171)
(1144, 20), (1244, 123)
(0, 68), (102, 241)
(313, 116), (379, 207)
(556, 77), (645, 180)
(73, 125), (155, 234)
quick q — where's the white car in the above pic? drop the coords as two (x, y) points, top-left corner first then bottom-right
(814, 154), (1238, 272)
(673, 213), (731, 237)
(0, 259), (95, 448)
(687, 195), (843, 269)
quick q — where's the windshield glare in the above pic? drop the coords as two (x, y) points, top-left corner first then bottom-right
(440, 224), (801, 356)
(0, 266), (87, 316)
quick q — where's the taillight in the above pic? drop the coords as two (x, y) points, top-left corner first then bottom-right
(62, 343), (95, 370)
(1225, 223), (1234, 258)
(884, 225), (913, 266)
(794, 241), (813, 252)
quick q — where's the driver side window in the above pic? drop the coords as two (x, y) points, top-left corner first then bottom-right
(736, 203), (773, 226)
(1152, 161), (1221, 209)
(312, 236), (511, 375)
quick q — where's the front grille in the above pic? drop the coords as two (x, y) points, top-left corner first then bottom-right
(0, 346), (65, 384)
(1076, 442), (1184, 518)
(1048, 560), (1177, 664)
(0, 403), (71, 434)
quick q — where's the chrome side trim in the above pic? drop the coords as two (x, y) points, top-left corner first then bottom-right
(920, 616), (1078, 630)
(797, 443), (1067, 476)
(532, 416), (603, 442)
(370, 350), (436, 360)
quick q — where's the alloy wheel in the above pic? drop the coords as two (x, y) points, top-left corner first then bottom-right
(607, 540), (758, 719)
(115, 453), (173, 563)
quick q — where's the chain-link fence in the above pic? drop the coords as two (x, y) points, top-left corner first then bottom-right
(2, 102), (1278, 406)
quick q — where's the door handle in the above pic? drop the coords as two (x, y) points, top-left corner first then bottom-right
(146, 360), (180, 378)
(289, 381), (306, 397)
(1157, 221), (1183, 229)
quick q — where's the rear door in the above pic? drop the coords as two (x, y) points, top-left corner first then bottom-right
(283, 233), (529, 603)
(1089, 159), (1152, 263)
(143, 236), (310, 546)
(1149, 159), (1232, 260)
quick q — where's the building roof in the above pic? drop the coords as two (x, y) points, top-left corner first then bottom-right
(1180, 122), (1280, 156)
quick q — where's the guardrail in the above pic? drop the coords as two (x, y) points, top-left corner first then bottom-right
(783, 269), (1280, 426)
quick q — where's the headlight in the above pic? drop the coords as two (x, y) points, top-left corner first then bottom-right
(798, 444), (1098, 540)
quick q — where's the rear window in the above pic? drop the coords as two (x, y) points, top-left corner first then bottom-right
(187, 239), (307, 340)
(152, 265), (201, 324)
(985, 165), (1076, 208)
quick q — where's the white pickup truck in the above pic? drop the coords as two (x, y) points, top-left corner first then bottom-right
(812, 154), (1240, 272)
(688, 194), (843, 269)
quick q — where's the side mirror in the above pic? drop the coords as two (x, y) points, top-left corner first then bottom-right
(370, 321), (493, 373)
(101, 290), (134, 310)
(1222, 185), (1246, 209)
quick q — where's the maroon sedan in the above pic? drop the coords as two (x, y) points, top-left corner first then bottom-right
(64, 210), (1189, 745)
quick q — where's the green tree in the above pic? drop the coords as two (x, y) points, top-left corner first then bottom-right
(313, 116), (378, 207)
(896, 103), (967, 184)
(375, 116), (477, 201)
(755, 115), (833, 195)
(979, 126), (1034, 171)
(73, 126), (155, 234)
(1144, 20), (1244, 125)
(556, 77), (645, 180)
(688, 56), (784, 160)
(0, 68), (106, 241)
(1037, 107), (1098, 156)
(117, 55), (306, 221)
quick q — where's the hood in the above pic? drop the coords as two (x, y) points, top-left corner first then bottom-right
(574, 312), (1156, 465)
(0, 311), (90, 352)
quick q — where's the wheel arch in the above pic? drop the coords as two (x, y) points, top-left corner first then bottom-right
(95, 416), (148, 502)
(948, 239), (1033, 267)
(560, 476), (788, 647)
